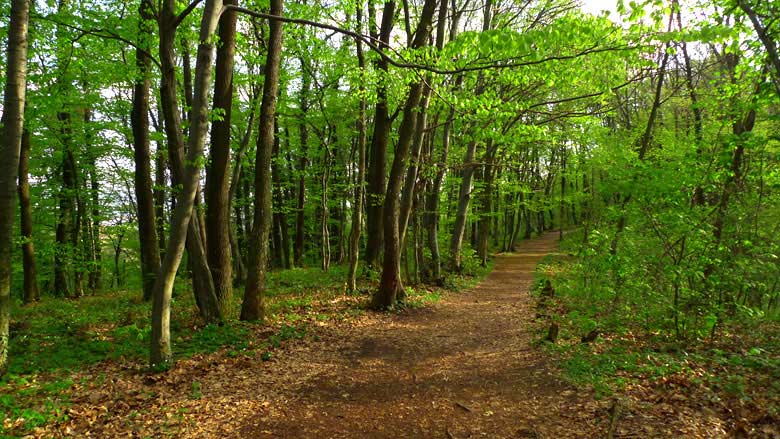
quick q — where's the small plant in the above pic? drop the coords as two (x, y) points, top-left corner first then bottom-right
(190, 381), (203, 399)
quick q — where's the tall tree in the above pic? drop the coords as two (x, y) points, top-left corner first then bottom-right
(347, 3), (368, 291)
(0, 0), (31, 375)
(241, 0), (284, 321)
(364, 0), (395, 268)
(150, 0), (225, 367)
(206, 0), (239, 314)
(372, 0), (438, 309)
(18, 130), (39, 303)
(131, 0), (161, 301)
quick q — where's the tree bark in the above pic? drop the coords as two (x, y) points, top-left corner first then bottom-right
(423, 0), (451, 283)
(17, 130), (39, 303)
(399, 85), (431, 247)
(347, 7), (368, 291)
(150, 0), (224, 367)
(477, 140), (497, 266)
(0, 0), (30, 374)
(86, 141), (102, 291)
(241, 0), (283, 321)
(229, 89), (259, 282)
(132, 0), (161, 301)
(294, 62), (310, 267)
(372, 0), (438, 309)
(205, 0), (238, 314)
(364, 0), (395, 269)
(449, 139), (478, 273)
(152, 107), (168, 257)
(320, 148), (331, 272)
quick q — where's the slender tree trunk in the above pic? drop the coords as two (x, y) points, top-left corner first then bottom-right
(150, 0), (224, 367)
(156, 0), (222, 324)
(205, 0), (238, 314)
(228, 88), (258, 283)
(294, 65), (310, 267)
(86, 141), (101, 291)
(0, 0), (30, 375)
(153, 107), (168, 257)
(399, 85), (431, 246)
(271, 121), (291, 269)
(320, 149), (331, 272)
(476, 140), (496, 265)
(449, 140), (477, 273)
(132, 0), (161, 301)
(271, 119), (291, 269)
(55, 130), (77, 297)
(241, 0), (283, 321)
(17, 130), (39, 303)
(154, 148), (167, 255)
(347, 8), (368, 291)
(364, 0), (395, 269)
(449, 19), (489, 271)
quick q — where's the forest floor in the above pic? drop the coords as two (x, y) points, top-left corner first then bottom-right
(12, 232), (774, 438)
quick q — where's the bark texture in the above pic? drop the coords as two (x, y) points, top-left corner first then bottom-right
(206, 0), (238, 314)
(0, 0), (30, 375)
(151, 0), (224, 367)
(241, 0), (284, 321)
(132, 0), (161, 301)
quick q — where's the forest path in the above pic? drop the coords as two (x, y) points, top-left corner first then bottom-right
(222, 231), (603, 438)
(51, 232), (611, 438)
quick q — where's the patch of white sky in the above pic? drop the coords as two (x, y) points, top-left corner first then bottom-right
(579, 0), (619, 18)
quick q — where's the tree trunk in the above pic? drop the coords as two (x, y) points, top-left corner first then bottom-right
(320, 147), (331, 272)
(373, 0), (437, 309)
(294, 64), (310, 267)
(399, 85), (431, 246)
(0, 0), (30, 374)
(364, 0), (395, 269)
(347, 8), (368, 291)
(241, 0), (283, 321)
(228, 88), (258, 283)
(86, 142), (102, 291)
(150, 0), (224, 367)
(55, 126), (77, 297)
(477, 140), (496, 266)
(132, 0), (162, 301)
(449, 140), (477, 273)
(17, 130), (39, 303)
(153, 108), (167, 257)
(271, 122), (290, 269)
(205, 0), (238, 315)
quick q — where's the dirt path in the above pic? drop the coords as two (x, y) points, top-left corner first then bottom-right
(221, 231), (602, 438)
(51, 232), (610, 438)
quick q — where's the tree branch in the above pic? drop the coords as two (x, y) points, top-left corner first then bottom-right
(223, 5), (640, 75)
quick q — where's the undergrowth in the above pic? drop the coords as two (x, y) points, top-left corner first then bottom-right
(533, 234), (780, 422)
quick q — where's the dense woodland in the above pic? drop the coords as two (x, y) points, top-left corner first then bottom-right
(1, 0), (780, 435)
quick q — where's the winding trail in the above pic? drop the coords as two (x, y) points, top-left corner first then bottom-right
(229, 231), (601, 438)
